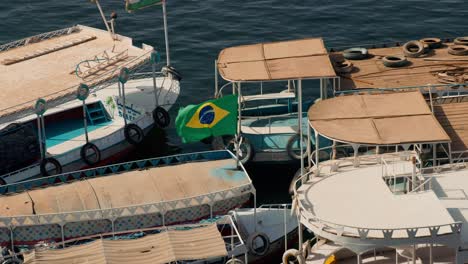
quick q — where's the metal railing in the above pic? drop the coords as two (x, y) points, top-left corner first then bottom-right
(292, 152), (462, 241)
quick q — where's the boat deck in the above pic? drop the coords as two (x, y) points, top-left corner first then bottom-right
(298, 156), (455, 234)
(332, 42), (468, 90)
(0, 25), (152, 118)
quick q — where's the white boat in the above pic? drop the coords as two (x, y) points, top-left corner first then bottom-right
(0, 4), (181, 183)
(286, 90), (468, 264)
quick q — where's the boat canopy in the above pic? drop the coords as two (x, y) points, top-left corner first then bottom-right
(217, 38), (337, 82)
(0, 25), (152, 119)
(0, 153), (253, 225)
(23, 224), (227, 264)
(308, 91), (451, 145)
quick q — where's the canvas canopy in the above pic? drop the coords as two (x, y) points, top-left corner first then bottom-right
(308, 91), (451, 145)
(23, 224), (227, 264)
(217, 38), (337, 82)
(0, 158), (252, 218)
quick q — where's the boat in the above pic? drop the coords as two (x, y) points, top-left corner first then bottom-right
(286, 90), (468, 263)
(0, 2), (181, 183)
(212, 38), (336, 164)
(0, 150), (255, 254)
(0, 204), (297, 264)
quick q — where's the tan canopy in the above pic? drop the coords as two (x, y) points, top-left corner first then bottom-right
(0, 158), (251, 218)
(308, 91), (451, 145)
(24, 224), (227, 264)
(217, 38), (337, 82)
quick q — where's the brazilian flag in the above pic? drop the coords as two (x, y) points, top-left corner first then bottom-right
(176, 95), (238, 143)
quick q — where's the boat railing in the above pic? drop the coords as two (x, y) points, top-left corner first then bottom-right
(291, 162), (462, 242)
(0, 215), (248, 262)
(259, 203), (292, 210)
(0, 150), (234, 194)
(0, 26), (80, 53)
(335, 82), (468, 96)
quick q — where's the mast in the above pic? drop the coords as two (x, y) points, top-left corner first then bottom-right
(162, 0), (170, 66)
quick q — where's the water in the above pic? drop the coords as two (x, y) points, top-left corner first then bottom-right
(1, 0), (467, 204)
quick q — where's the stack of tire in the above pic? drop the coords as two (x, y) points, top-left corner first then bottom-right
(0, 123), (40, 176)
(449, 37), (468, 56)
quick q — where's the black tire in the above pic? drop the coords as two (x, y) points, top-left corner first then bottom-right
(333, 59), (354, 73)
(153, 106), (171, 128)
(124, 124), (144, 145)
(403, 40), (425, 58)
(247, 232), (270, 256)
(286, 134), (309, 160)
(162, 66), (182, 81)
(448, 45), (468, 56)
(382, 55), (409, 68)
(343, 48), (368, 60)
(454, 37), (468, 46)
(80, 143), (101, 166)
(226, 137), (254, 165)
(420, 38), (442, 49)
(40, 157), (62, 176)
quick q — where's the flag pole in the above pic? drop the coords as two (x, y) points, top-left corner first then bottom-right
(94, 0), (114, 40)
(162, 0), (171, 66)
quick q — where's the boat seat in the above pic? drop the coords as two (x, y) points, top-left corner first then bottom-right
(241, 125), (297, 135)
(1, 35), (97, 66)
(241, 92), (295, 102)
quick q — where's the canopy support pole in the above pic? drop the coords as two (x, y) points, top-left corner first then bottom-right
(315, 130), (320, 177)
(152, 57), (159, 108)
(94, 0), (113, 40)
(236, 82), (242, 169)
(82, 100), (89, 143)
(214, 60), (218, 97)
(298, 79), (304, 176)
(162, 0), (170, 66)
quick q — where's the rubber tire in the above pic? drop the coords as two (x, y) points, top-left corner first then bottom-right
(153, 106), (171, 128)
(80, 143), (101, 166)
(403, 40), (425, 58)
(247, 232), (270, 256)
(454, 37), (468, 46)
(420, 38), (442, 49)
(124, 124), (144, 145)
(225, 258), (244, 264)
(40, 157), (62, 176)
(286, 134), (309, 160)
(382, 55), (409, 68)
(162, 66), (182, 81)
(282, 249), (305, 264)
(448, 45), (468, 56)
(226, 137), (254, 165)
(333, 59), (353, 73)
(342, 48), (368, 60)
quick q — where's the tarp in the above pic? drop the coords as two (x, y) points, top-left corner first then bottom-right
(308, 91), (451, 145)
(23, 225), (227, 264)
(217, 38), (337, 82)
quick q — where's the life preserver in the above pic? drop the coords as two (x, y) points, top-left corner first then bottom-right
(286, 134), (309, 160)
(40, 157), (62, 176)
(282, 249), (305, 264)
(152, 106), (171, 128)
(247, 232), (270, 256)
(403, 40), (425, 58)
(342, 48), (368, 60)
(162, 66), (182, 81)
(226, 137), (254, 165)
(382, 55), (408, 68)
(225, 258), (244, 264)
(80, 143), (101, 166)
(448, 45), (468, 56)
(124, 124), (144, 145)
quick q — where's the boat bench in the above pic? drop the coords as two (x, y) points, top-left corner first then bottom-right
(1, 35), (97, 65)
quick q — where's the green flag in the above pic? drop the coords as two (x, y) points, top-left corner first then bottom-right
(176, 95), (238, 143)
(125, 0), (163, 12)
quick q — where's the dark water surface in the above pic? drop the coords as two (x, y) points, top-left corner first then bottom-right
(1, 0), (466, 204)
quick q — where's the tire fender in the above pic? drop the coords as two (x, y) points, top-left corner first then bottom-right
(286, 134), (309, 160)
(247, 232), (270, 256)
(124, 124), (144, 145)
(153, 106), (171, 128)
(80, 143), (101, 166)
(40, 157), (62, 176)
